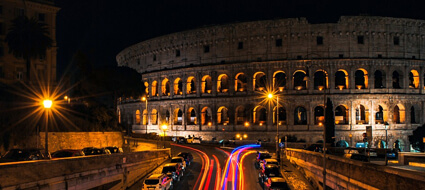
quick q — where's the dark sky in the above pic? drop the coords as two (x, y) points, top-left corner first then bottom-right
(55, 0), (425, 77)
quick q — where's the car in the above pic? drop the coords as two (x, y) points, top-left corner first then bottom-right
(260, 158), (280, 170)
(366, 149), (378, 157)
(82, 147), (111, 155)
(0, 148), (49, 163)
(192, 137), (201, 144)
(51, 149), (85, 158)
(256, 152), (272, 169)
(104, 146), (123, 154)
(343, 148), (368, 162)
(259, 164), (282, 185)
(142, 173), (173, 190)
(161, 163), (183, 182)
(263, 177), (290, 190)
(170, 156), (187, 171)
(177, 152), (193, 166)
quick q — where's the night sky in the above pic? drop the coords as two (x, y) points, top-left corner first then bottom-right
(55, 0), (425, 78)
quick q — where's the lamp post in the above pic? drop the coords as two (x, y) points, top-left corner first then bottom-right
(43, 99), (52, 157)
(268, 93), (280, 159)
(142, 97), (148, 134)
(161, 124), (168, 148)
(384, 122), (389, 165)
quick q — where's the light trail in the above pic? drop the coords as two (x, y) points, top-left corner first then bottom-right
(238, 150), (256, 190)
(204, 160), (214, 189)
(212, 154), (221, 190)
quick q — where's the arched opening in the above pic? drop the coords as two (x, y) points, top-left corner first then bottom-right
(314, 70), (327, 90)
(294, 106), (307, 125)
(118, 109), (121, 124)
(374, 70), (385, 89)
(217, 74), (229, 93)
(135, 110), (141, 124)
(253, 72), (267, 91)
(355, 105), (368, 124)
(201, 107), (212, 125)
(236, 106), (247, 125)
(314, 106), (325, 125)
(375, 105), (384, 124)
(187, 108), (197, 125)
(235, 73), (247, 92)
(187, 76), (197, 94)
(151, 109), (158, 125)
(409, 70), (419, 89)
(253, 106), (267, 124)
(162, 78), (170, 96)
(393, 139), (405, 151)
(144, 82), (149, 96)
(411, 105), (420, 124)
(336, 140), (349, 148)
(143, 109), (148, 125)
(293, 70), (307, 90)
(335, 105), (349, 124)
(217, 106), (229, 124)
(165, 110), (170, 124)
(335, 70), (348, 89)
(173, 109), (183, 125)
(392, 71), (402, 89)
(355, 69), (368, 89)
(273, 71), (286, 90)
(202, 75), (213, 94)
(273, 106), (286, 124)
(174, 78), (183, 95)
(152, 81), (158, 96)
(394, 105), (401, 124)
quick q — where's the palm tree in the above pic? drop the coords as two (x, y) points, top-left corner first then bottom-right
(5, 15), (53, 82)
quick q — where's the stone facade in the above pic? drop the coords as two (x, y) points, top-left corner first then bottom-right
(117, 16), (425, 151)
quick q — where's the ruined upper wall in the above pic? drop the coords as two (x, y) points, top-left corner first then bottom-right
(116, 16), (425, 73)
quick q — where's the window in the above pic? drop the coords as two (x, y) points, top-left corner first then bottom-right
(238, 42), (243, 49)
(339, 54), (344, 58)
(275, 39), (282, 47)
(176, 49), (180, 57)
(316, 36), (323, 45)
(153, 55), (156, 61)
(394, 36), (400, 45)
(38, 13), (45, 22)
(0, 23), (3, 35)
(204, 45), (210, 53)
(357, 36), (364, 44)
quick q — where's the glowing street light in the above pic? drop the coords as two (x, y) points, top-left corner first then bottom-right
(267, 93), (280, 159)
(161, 124), (168, 148)
(42, 99), (52, 156)
(43, 100), (52, 108)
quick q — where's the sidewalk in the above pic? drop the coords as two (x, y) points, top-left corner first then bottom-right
(280, 155), (314, 190)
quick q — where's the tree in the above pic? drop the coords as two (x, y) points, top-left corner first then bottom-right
(325, 98), (335, 146)
(5, 16), (52, 82)
(409, 125), (425, 152)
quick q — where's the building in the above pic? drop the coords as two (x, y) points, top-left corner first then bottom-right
(0, 0), (59, 84)
(117, 16), (425, 151)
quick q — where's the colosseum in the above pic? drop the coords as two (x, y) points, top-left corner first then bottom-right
(116, 16), (425, 151)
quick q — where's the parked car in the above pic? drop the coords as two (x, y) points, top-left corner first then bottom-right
(260, 158), (280, 170)
(104, 146), (123, 154)
(192, 137), (201, 144)
(142, 173), (173, 190)
(82, 147), (111, 155)
(263, 177), (290, 190)
(161, 163), (183, 182)
(0, 148), (49, 163)
(259, 164), (282, 184)
(51, 149), (85, 158)
(255, 152), (272, 169)
(177, 152), (193, 166)
(343, 148), (368, 162)
(170, 156), (187, 171)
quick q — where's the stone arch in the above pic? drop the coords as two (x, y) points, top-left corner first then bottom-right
(273, 105), (286, 124)
(335, 105), (349, 124)
(173, 108), (183, 125)
(375, 104), (388, 124)
(135, 110), (141, 124)
(187, 107), (197, 125)
(409, 69), (420, 89)
(201, 107), (213, 125)
(393, 104), (405, 124)
(392, 70), (403, 89)
(411, 104), (420, 124)
(313, 70), (328, 90)
(161, 78), (170, 96)
(174, 78), (183, 95)
(217, 74), (230, 93)
(355, 104), (369, 124)
(187, 76), (197, 94)
(355, 68), (368, 89)
(217, 106), (229, 124)
(253, 105), (267, 124)
(143, 109), (148, 125)
(202, 75), (213, 94)
(235, 73), (247, 92)
(236, 106), (247, 125)
(314, 106), (325, 125)
(273, 71), (286, 90)
(165, 110), (170, 124)
(152, 80), (158, 96)
(144, 81), (149, 95)
(253, 72), (267, 91)
(294, 106), (307, 125)
(335, 69), (348, 89)
(374, 70), (385, 89)
(293, 70), (307, 90)
(151, 109), (158, 125)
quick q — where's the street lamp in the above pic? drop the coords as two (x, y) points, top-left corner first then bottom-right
(43, 99), (52, 157)
(142, 96), (148, 134)
(384, 122), (389, 165)
(161, 124), (168, 148)
(268, 93), (280, 159)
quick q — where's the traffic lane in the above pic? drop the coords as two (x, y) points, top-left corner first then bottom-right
(171, 144), (204, 190)
(242, 153), (263, 190)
